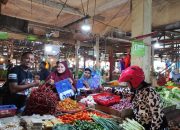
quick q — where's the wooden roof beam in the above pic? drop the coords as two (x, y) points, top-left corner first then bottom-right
(88, 0), (129, 16)
(28, 0), (84, 16)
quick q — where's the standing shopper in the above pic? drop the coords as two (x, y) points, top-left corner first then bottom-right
(118, 66), (168, 130)
(38, 61), (50, 81)
(2, 52), (40, 110)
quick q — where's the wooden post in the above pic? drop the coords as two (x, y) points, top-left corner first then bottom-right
(84, 55), (86, 69)
(95, 35), (100, 69)
(131, 0), (152, 82)
(75, 40), (80, 79)
(109, 46), (114, 81)
(0, 3), (1, 14)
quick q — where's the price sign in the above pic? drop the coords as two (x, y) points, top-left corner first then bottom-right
(131, 40), (145, 56)
(55, 79), (74, 100)
(76, 79), (85, 94)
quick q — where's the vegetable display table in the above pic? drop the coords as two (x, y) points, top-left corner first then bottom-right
(95, 104), (133, 119)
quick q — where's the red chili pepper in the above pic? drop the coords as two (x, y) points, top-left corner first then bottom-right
(24, 84), (58, 115)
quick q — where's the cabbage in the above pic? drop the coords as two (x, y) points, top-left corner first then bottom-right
(156, 86), (180, 109)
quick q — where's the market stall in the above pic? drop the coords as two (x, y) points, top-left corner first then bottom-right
(0, 0), (180, 130)
(1, 78), (180, 130)
(0, 79), (147, 130)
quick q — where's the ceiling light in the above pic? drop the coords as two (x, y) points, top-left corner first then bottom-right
(154, 40), (161, 48)
(81, 24), (91, 32)
(0, 58), (4, 62)
(154, 43), (161, 48)
(45, 46), (52, 52)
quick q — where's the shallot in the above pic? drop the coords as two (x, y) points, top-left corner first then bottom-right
(110, 99), (132, 111)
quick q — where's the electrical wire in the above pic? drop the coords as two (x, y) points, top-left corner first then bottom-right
(57, 0), (68, 19)
(86, 0), (89, 15)
(90, 0), (130, 33)
(118, 13), (130, 27)
(81, 0), (86, 16)
(106, 0), (129, 25)
(31, 0), (32, 14)
(92, 0), (97, 32)
(94, 19), (117, 29)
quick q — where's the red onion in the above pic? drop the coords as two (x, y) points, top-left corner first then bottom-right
(110, 99), (132, 111)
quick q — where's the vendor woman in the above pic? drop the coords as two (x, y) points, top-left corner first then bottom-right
(118, 66), (168, 130)
(78, 68), (101, 90)
(46, 61), (75, 91)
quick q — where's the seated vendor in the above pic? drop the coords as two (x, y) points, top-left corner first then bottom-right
(170, 69), (180, 83)
(78, 68), (100, 90)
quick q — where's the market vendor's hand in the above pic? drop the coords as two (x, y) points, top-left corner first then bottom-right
(48, 79), (55, 85)
(33, 79), (41, 86)
(83, 81), (90, 88)
(99, 85), (104, 91)
(68, 78), (73, 84)
(34, 75), (40, 80)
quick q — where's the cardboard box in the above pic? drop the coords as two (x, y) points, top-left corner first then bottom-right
(95, 104), (133, 119)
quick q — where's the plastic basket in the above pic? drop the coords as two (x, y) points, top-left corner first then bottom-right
(0, 105), (17, 118)
(93, 92), (120, 106)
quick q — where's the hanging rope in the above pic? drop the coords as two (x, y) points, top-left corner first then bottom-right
(31, 0), (32, 15)
(86, 0), (89, 15)
(92, 0), (96, 32)
(81, 0), (86, 16)
(57, 0), (68, 19)
(106, 0), (129, 25)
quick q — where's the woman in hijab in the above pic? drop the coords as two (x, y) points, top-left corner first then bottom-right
(46, 61), (75, 91)
(79, 68), (99, 90)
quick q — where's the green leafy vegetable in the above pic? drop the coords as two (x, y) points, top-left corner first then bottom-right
(155, 86), (180, 109)
(74, 120), (103, 130)
(92, 115), (123, 130)
(53, 123), (76, 130)
(120, 118), (145, 130)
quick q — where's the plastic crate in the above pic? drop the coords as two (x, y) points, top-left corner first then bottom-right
(93, 92), (120, 106)
(0, 105), (17, 118)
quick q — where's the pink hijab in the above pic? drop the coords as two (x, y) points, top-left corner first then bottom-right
(46, 61), (74, 83)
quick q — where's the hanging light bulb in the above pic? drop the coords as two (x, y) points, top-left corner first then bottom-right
(81, 19), (91, 32)
(81, 24), (91, 31)
(154, 40), (161, 48)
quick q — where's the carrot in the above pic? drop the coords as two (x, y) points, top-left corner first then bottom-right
(166, 86), (175, 89)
